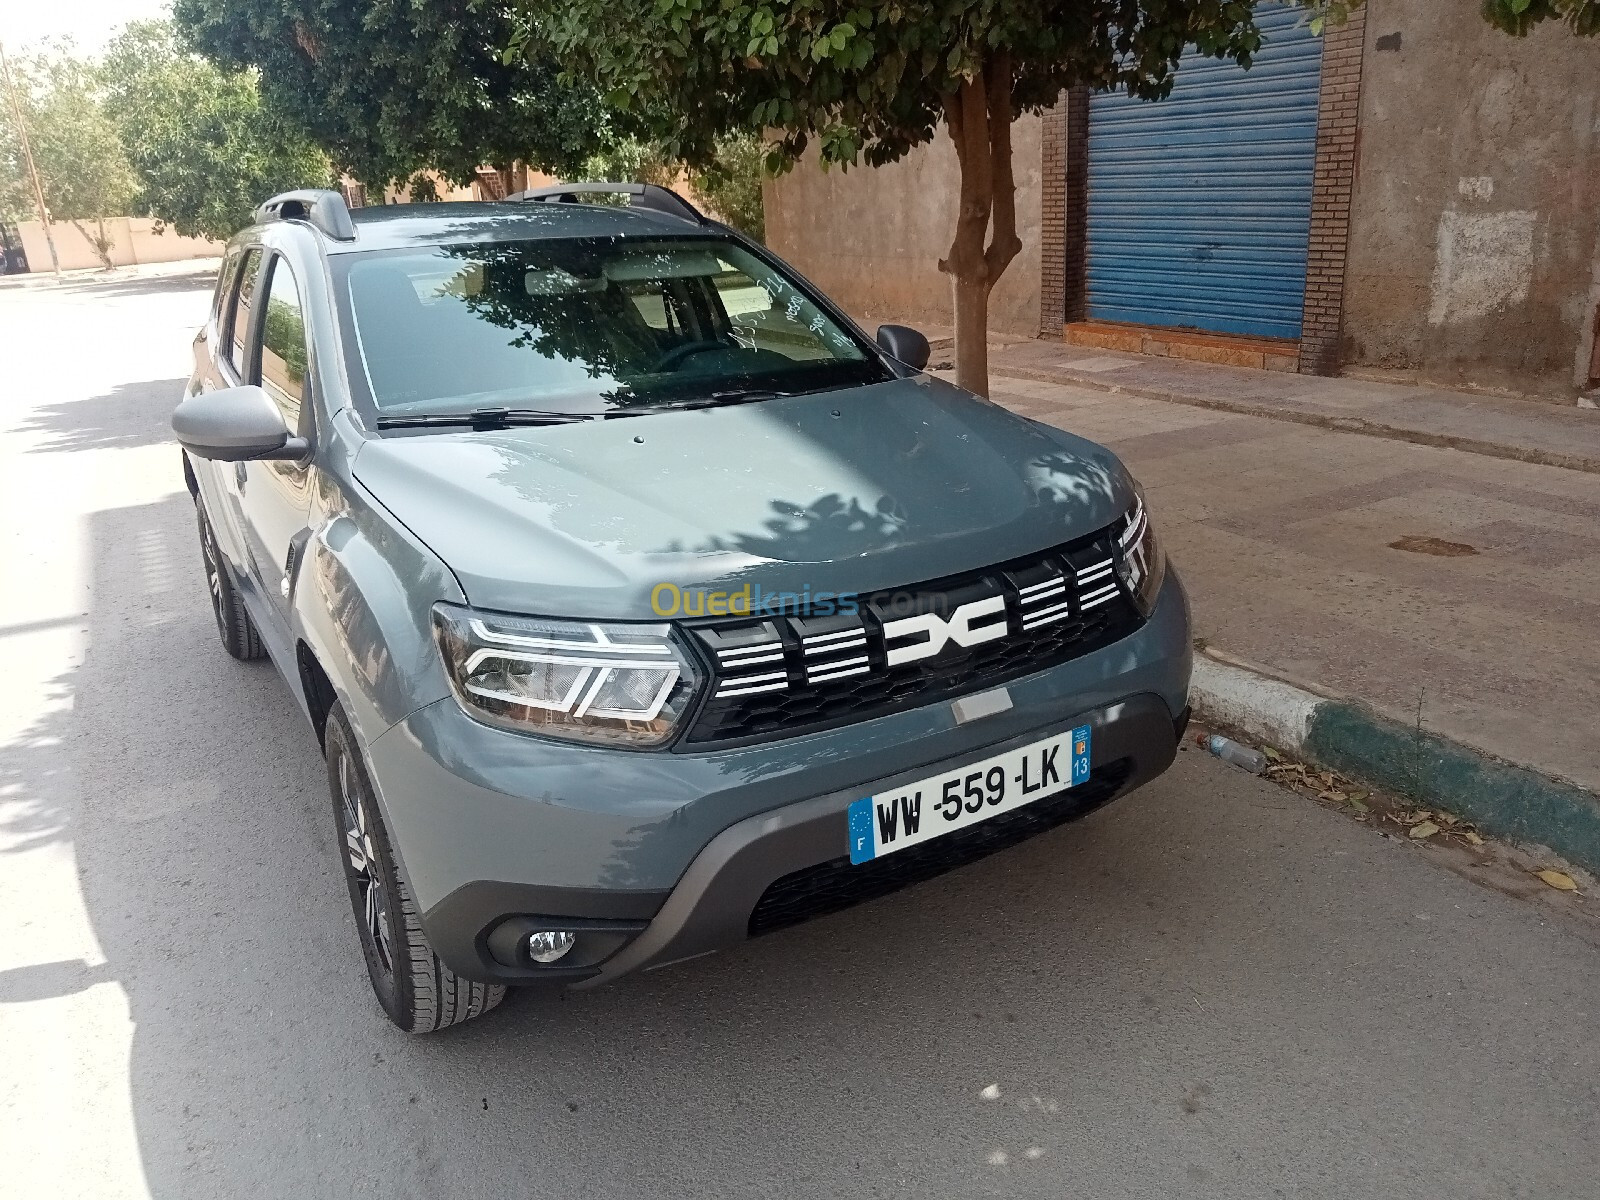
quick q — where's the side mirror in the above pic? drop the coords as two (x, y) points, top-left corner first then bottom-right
(876, 324), (931, 371)
(171, 385), (307, 462)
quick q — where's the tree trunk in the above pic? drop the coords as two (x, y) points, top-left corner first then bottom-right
(952, 275), (992, 395)
(71, 219), (114, 270)
(937, 54), (1020, 399)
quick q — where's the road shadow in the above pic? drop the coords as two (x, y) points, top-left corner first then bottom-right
(0, 958), (116, 1003)
(43, 487), (1170, 1198)
(0, 671), (75, 856)
(19, 377), (187, 455)
(33, 469), (1600, 1200)
(28, 270), (218, 302)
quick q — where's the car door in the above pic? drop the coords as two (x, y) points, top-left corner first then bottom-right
(234, 251), (316, 644)
(194, 246), (262, 580)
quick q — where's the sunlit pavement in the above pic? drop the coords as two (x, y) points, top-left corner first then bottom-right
(2, 268), (1598, 1199)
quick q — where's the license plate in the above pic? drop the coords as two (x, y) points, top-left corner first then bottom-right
(847, 725), (1092, 865)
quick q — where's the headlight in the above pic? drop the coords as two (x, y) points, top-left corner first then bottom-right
(1115, 483), (1165, 617)
(433, 604), (702, 747)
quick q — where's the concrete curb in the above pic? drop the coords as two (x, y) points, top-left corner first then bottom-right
(989, 361), (1600, 477)
(1190, 655), (1600, 875)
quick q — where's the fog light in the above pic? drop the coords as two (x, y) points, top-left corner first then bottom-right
(527, 930), (576, 964)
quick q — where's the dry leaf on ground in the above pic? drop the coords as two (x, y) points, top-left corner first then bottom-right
(1535, 869), (1579, 892)
(1248, 741), (1485, 846)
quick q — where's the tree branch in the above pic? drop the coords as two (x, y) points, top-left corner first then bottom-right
(937, 71), (995, 284)
(983, 52), (1022, 282)
(70, 218), (113, 270)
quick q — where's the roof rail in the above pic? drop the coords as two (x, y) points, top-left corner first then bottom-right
(506, 182), (707, 225)
(254, 189), (357, 241)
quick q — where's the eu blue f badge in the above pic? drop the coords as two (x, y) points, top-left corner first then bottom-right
(1070, 724), (1092, 784)
(847, 797), (876, 864)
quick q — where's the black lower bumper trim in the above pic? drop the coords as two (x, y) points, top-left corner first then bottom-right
(421, 880), (669, 985)
(748, 759), (1132, 937)
(580, 693), (1180, 988)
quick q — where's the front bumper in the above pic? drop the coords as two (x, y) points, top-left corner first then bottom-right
(578, 692), (1179, 987)
(365, 572), (1192, 985)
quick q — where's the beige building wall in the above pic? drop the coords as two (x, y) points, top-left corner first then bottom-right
(15, 217), (222, 273)
(1340, 0), (1600, 395)
(764, 114), (1045, 338)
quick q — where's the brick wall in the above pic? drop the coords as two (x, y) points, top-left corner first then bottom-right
(1298, 6), (1367, 375)
(1039, 98), (1066, 335)
(1063, 87), (1090, 327)
(1038, 87), (1091, 336)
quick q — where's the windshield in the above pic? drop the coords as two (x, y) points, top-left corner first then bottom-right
(337, 236), (889, 418)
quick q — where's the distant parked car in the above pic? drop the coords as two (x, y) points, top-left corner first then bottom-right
(172, 185), (1190, 1032)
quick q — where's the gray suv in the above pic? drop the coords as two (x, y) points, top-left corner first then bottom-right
(173, 185), (1191, 1032)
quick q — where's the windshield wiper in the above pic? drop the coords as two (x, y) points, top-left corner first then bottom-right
(375, 407), (595, 430)
(661, 387), (794, 412)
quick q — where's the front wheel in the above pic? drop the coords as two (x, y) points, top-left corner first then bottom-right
(324, 703), (505, 1032)
(195, 505), (265, 661)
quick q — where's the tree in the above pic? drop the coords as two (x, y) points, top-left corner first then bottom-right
(578, 133), (768, 240)
(0, 42), (137, 268)
(99, 21), (331, 242)
(533, 1), (1290, 396)
(1483, 0), (1599, 35)
(172, 0), (616, 191)
(0, 54), (34, 230)
(691, 134), (768, 241)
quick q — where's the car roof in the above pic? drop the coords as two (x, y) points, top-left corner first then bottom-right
(313, 201), (716, 254)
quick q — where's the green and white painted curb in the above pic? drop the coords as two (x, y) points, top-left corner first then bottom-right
(1191, 655), (1600, 876)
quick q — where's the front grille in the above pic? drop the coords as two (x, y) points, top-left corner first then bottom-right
(681, 519), (1144, 748)
(747, 759), (1133, 938)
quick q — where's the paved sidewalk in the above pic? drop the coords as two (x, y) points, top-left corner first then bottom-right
(987, 338), (1600, 474)
(968, 355), (1600, 795)
(0, 257), (220, 291)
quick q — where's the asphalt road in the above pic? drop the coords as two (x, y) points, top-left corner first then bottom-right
(2, 267), (1597, 1200)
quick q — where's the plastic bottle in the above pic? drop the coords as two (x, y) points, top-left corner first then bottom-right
(1202, 733), (1267, 774)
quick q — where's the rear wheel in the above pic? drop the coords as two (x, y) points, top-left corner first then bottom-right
(195, 505), (265, 661)
(324, 703), (505, 1032)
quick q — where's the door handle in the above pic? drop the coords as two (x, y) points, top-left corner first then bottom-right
(234, 462), (247, 489)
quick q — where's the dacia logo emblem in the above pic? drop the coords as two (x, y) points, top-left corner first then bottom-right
(881, 595), (1008, 667)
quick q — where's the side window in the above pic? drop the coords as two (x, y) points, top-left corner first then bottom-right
(258, 257), (310, 428)
(211, 250), (240, 325)
(623, 279), (692, 338)
(625, 281), (672, 333)
(227, 248), (263, 377)
(712, 258), (833, 362)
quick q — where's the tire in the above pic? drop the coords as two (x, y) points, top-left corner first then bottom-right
(195, 504), (266, 662)
(324, 703), (506, 1032)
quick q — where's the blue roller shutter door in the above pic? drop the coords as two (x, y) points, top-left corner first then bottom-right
(1085, 5), (1323, 340)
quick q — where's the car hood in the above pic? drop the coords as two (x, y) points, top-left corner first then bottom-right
(351, 376), (1133, 619)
